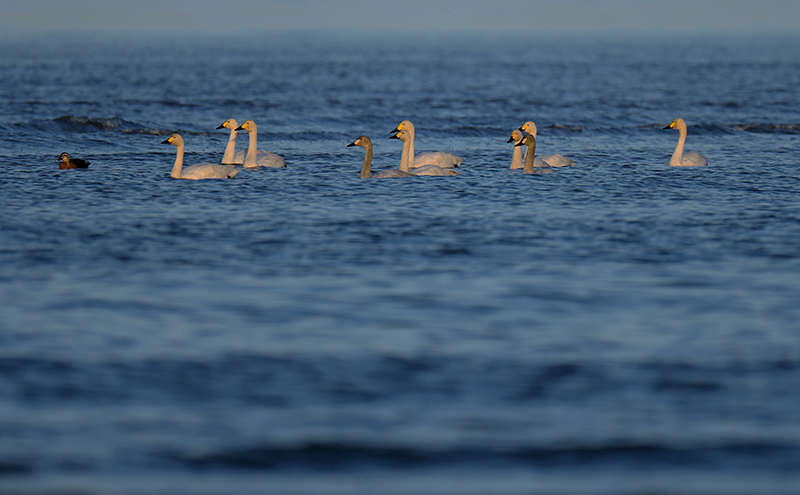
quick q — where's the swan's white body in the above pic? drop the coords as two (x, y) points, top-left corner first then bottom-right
(391, 120), (463, 169)
(391, 130), (458, 176)
(664, 118), (707, 167)
(229, 119), (286, 168)
(162, 134), (240, 180)
(519, 121), (575, 168)
(508, 129), (549, 169)
(347, 135), (413, 178)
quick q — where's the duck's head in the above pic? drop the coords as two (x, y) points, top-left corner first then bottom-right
(519, 121), (537, 136)
(161, 134), (183, 146)
(507, 129), (524, 144)
(58, 152), (70, 162)
(348, 135), (371, 148)
(391, 119), (414, 134)
(390, 130), (411, 142)
(235, 120), (256, 132)
(663, 118), (685, 130)
(216, 118), (238, 130)
(515, 133), (536, 147)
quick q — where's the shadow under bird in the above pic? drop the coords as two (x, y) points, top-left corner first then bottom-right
(58, 152), (90, 169)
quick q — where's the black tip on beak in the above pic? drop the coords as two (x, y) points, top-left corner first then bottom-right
(216, 124), (226, 130)
(235, 126), (244, 131)
(507, 136), (515, 143)
(161, 139), (170, 144)
(662, 124), (671, 130)
(390, 127), (400, 134)
(347, 142), (357, 147)
(390, 134), (400, 140)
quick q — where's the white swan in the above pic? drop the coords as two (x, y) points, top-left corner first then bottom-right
(390, 120), (463, 169)
(347, 135), (414, 178)
(162, 134), (240, 179)
(391, 130), (458, 176)
(232, 120), (286, 168)
(664, 118), (707, 166)
(58, 152), (90, 169)
(519, 121), (575, 167)
(508, 129), (549, 169)
(515, 133), (556, 174)
(216, 118), (247, 165)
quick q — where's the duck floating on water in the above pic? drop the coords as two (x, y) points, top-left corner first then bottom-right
(58, 152), (90, 169)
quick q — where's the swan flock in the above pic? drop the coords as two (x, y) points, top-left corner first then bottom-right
(59, 117), (709, 177)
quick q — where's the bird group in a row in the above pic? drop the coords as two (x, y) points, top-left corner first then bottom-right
(57, 117), (706, 178)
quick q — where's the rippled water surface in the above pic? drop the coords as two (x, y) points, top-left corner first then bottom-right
(0, 32), (799, 494)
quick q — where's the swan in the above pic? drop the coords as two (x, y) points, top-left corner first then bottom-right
(390, 120), (463, 169)
(232, 120), (286, 168)
(58, 152), (90, 169)
(391, 130), (458, 176)
(347, 136), (414, 178)
(515, 133), (555, 174)
(519, 121), (575, 167)
(161, 134), (240, 179)
(664, 118), (707, 166)
(507, 129), (549, 169)
(216, 118), (247, 165)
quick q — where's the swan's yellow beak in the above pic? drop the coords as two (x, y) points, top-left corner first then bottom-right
(664, 121), (676, 130)
(161, 136), (173, 144)
(235, 125), (245, 131)
(390, 132), (401, 140)
(391, 122), (404, 133)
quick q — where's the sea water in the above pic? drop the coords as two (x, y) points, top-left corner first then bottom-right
(0, 31), (799, 494)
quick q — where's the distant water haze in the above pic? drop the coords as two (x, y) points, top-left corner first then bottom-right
(1, 0), (799, 34)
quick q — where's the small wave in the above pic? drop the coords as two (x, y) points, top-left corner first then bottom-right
(730, 123), (800, 134)
(55, 115), (126, 132)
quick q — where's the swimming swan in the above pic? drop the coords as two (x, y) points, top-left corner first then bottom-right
(390, 120), (463, 169)
(508, 129), (549, 169)
(519, 121), (575, 167)
(347, 135), (414, 178)
(162, 134), (240, 179)
(232, 120), (286, 168)
(58, 152), (90, 169)
(216, 118), (247, 165)
(391, 130), (459, 176)
(515, 133), (555, 174)
(664, 118), (707, 167)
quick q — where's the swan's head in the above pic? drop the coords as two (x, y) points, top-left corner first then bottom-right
(348, 135), (371, 148)
(235, 120), (257, 132)
(664, 118), (686, 131)
(391, 119), (414, 134)
(516, 133), (536, 147)
(58, 152), (70, 161)
(508, 129), (524, 144)
(519, 121), (538, 137)
(216, 118), (238, 130)
(161, 134), (184, 147)
(390, 130), (411, 142)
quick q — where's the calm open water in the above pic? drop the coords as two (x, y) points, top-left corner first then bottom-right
(0, 31), (799, 495)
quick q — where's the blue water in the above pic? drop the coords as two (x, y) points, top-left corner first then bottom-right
(1, 31), (799, 494)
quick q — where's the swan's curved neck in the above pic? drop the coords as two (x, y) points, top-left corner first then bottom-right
(222, 127), (238, 164)
(399, 137), (413, 172)
(523, 141), (537, 174)
(360, 143), (373, 178)
(244, 128), (258, 167)
(511, 141), (523, 169)
(171, 144), (184, 178)
(670, 125), (687, 166)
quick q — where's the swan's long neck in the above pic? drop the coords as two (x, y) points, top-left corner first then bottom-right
(670, 125), (687, 166)
(511, 140), (523, 169)
(360, 143), (373, 178)
(171, 143), (184, 178)
(222, 128), (238, 164)
(523, 140), (537, 174)
(399, 136), (413, 173)
(243, 128), (258, 168)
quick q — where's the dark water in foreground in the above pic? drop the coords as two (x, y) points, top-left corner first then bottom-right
(0, 32), (799, 494)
